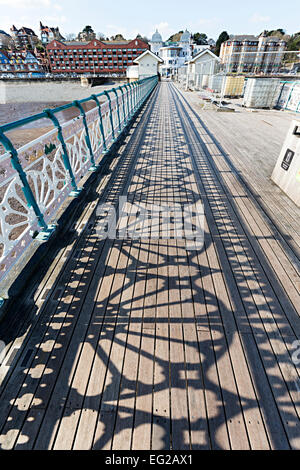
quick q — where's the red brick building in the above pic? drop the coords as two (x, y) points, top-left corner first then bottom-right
(46, 38), (150, 74)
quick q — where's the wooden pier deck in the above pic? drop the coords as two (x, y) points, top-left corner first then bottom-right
(0, 82), (300, 450)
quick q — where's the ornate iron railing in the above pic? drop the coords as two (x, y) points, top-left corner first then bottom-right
(0, 75), (158, 289)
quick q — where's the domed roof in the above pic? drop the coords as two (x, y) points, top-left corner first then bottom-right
(152, 29), (162, 42)
(180, 29), (191, 42)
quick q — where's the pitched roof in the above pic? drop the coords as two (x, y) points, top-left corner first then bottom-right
(102, 40), (130, 45)
(133, 50), (163, 63)
(188, 49), (220, 63)
(0, 30), (10, 37)
(19, 27), (36, 36)
(229, 35), (258, 41)
(263, 36), (286, 42)
(48, 38), (149, 48)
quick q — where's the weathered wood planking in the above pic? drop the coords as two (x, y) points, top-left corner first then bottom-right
(0, 82), (299, 450)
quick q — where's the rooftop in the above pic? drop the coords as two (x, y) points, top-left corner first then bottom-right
(49, 38), (148, 47)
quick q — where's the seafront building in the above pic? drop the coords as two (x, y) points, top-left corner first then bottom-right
(40, 21), (65, 45)
(9, 25), (39, 50)
(220, 32), (287, 73)
(150, 29), (214, 77)
(0, 49), (44, 75)
(0, 30), (12, 49)
(46, 37), (149, 75)
(126, 49), (163, 80)
(150, 30), (193, 77)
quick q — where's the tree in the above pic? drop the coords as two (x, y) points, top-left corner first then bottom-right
(110, 33), (126, 41)
(168, 31), (183, 42)
(35, 44), (45, 52)
(97, 32), (105, 41)
(78, 25), (96, 41)
(65, 33), (76, 41)
(215, 31), (229, 56)
(82, 25), (94, 34)
(287, 32), (300, 51)
(136, 33), (149, 43)
(265, 28), (285, 37)
(193, 33), (208, 45)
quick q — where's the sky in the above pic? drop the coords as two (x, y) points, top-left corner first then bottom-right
(0, 0), (299, 41)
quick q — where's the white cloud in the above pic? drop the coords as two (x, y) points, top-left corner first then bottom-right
(42, 15), (67, 24)
(195, 18), (220, 27)
(250, 13), (271, 23)
(0, 0), (51, 6)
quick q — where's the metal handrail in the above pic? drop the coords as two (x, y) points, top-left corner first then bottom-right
(0, 75), (158, 290)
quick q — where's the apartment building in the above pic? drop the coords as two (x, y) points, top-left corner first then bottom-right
(10, 25), (39, 50)
(220, 33), (287, 74)
(40, 21), (65, 45)
(46, 38), (149, 74)
(0, 30), (12, 49)
(0, 49), (44, 75)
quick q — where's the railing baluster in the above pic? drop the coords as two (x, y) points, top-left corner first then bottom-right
(112, 88), (121, 133)
(124, 84), (131, 121)
(72, 100), (98, 171)
(119, 85), (127, 128)
(44, 108), (81, 196)
(104, 90), (115, 142)
(133, 82), (138, 110)
(128, 83), (134, 116)
(91, 94), (107, 153)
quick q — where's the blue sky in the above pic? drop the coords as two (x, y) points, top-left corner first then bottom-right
(1, 0), (299, 40)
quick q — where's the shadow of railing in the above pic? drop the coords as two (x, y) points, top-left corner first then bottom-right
(0, 81), (299, 450)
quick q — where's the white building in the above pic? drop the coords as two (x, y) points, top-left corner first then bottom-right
(187, 49), (220, 75)
(126, 50), (163, 81)
(185, 49), (220, 88)
(151, 29), (193, 77)
(149, 29), (163, 55)
(192, 44), (211, 56)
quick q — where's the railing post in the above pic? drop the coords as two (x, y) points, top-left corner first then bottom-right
(285, 82), (295, 110)
(44, 109), (81, 196)
(128, 83), (134, 116)
(137, 80), (141, 107)
(111, 88), (121, 133)
(138, 80), (142, 105)
(133, 81), (138, 110)
(72, 100), (98, 171)
(104, 90), (115, 142)
(119, 85), (127, 128)
(91, 94), (107, 153)
(0, 130), (55, 239)
(124, 84), (131, 121)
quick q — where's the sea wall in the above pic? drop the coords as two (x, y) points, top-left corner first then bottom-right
(0, 78), (126, 104)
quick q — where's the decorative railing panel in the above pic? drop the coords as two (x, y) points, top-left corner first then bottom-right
(0, 152), (39, 280)
(61, 116), (91, 183)
(17, 129), (72, 222)
(0, 75), (158, 288)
